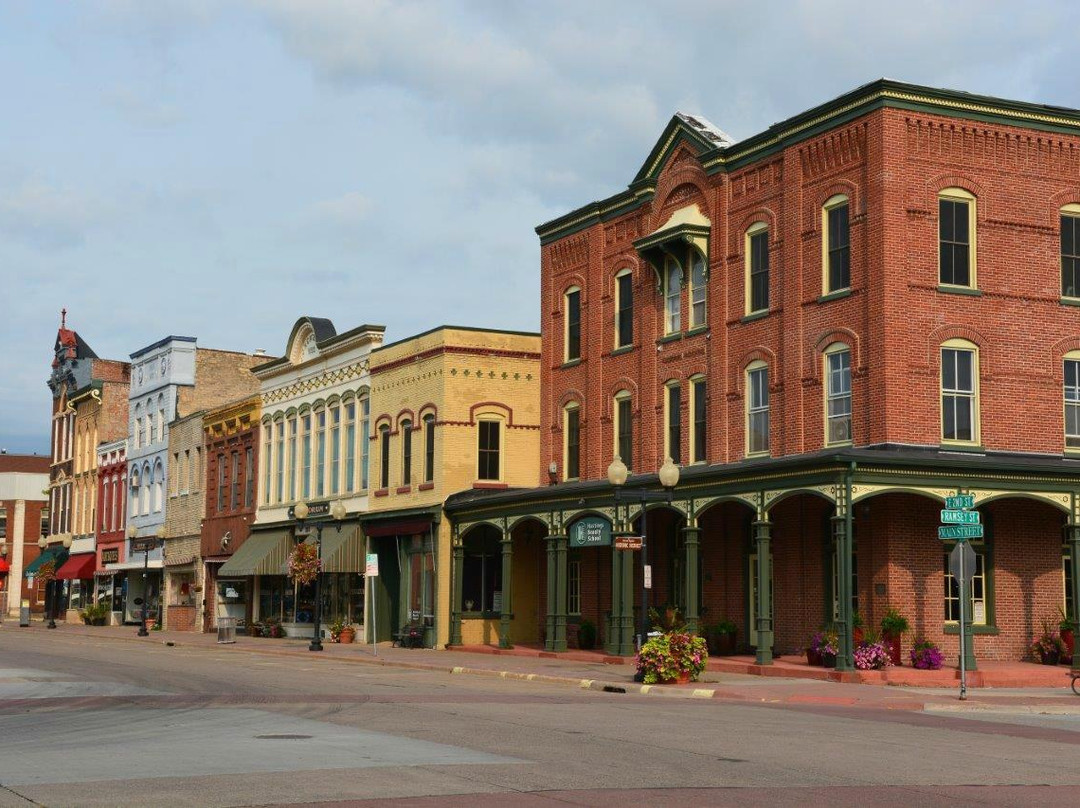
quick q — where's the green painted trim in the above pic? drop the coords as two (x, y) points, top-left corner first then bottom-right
(656, 333), (682, 345)
(937, 285), (983, 297)
(610, 345), (635, 357)
(684, 326), (710, 339)
(944, 624), (1000, 636)
(1061, 296), (1080, 308)
(818, 289), (852, 304)
(632, 222), (711, 253)
(560, 358), (582, 369)
(740, 310), (769, 324)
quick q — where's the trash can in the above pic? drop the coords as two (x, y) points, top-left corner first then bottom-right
(19, 605), (30, 627)
(216, 616), (237, 644)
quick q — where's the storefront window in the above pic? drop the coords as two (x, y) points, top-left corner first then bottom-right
(461, 526), (501, 613)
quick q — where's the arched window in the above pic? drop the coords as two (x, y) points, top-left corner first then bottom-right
(746, 222), (769, 315)
(613, 391), (632, 471)
(823, 194), (850, 294)
(379, 423), (391, 489)
(690, 374), (707, 463)
(134, 404), (143, 449)
(824, 343), (852, 445)
(746, 361), (769, 456)
(614, 269), (633, 349)
(563, 403), (580, 480)
(152, 460), (163, 512)
(424, 413), (436, 483)
(343, 404), (355, 493)
(130, 468), (140, 517)
(400, 418), (412, 486)
(140, 463), (151, 515)
(940, 338), (979, 444)
(564, 286), (581, 362)
(1061, 203), (1080, 299)
(663, 257), (682, 334)
(359, 396), (370, 491)
(939, 188), (976, 288)
(689, 251), (706, 329)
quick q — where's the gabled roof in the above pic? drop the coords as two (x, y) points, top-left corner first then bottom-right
(632, 111), (734, 185)
(54, 327), (97, 362)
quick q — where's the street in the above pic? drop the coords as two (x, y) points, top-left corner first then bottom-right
(1, 628), (1079, 807)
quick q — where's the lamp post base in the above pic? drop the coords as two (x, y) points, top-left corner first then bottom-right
(308, 639), (323, 652)
(47, 620), (56, 629)
(137, 626), (149, 637)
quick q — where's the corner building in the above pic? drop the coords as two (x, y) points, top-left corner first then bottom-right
(447, 79), (1080, 669)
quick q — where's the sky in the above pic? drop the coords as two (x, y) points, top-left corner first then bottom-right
(1, 0), (1075, 455)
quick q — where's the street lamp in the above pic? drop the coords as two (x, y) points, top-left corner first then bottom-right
(37, 536), (52, 628)
(607, 456), (680, 667)
(293, 500), (347, 652)
(48, 534), (73, 629)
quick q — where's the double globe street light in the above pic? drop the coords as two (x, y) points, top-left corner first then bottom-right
(606, 455), (680, 666)
(127, 524), (165, 637)
(292, 500), (347, 652)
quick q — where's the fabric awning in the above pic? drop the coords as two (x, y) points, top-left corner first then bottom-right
(0, 557), (9, 576)
(363, 518), (433, 538)
(218, 530), (291, 577)
(164, 555), (196, 568)
(24, 547), (68, 577)
(55, 553), (97, 580)
(321, 526), (364, 573)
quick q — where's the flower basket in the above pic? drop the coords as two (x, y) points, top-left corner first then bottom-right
(1030, 631), (1066, 665)
(853, 641), (892, 670)
(910, 640), (944, 670)
(287, 542), (321, 586)
(635, 631), (708, 685)
(808, 629), (838, 667)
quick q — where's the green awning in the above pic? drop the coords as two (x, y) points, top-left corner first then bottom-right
(321, 526), (364, 574)
(218, 530), (291, 577)
(24, 546), (69, 577)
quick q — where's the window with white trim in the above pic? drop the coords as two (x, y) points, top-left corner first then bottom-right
(614, 391), (632, 471)
(746, 362), (769, 456)
(1063, 204), (1080, 299)
(401, 418), (412, 486)
(665, 383), (681, 464)
(664, 257), (682, 334)
(478, 420), (500, 481)
(690, 376), (706, 463)
(941, 340), (979, 444)
(824, 344), (852, 445)
(379, 424), (391, 489)
(689, 251), (706, 328)
(564, 404), (580, 480)
(1066, 353), (1080, 451)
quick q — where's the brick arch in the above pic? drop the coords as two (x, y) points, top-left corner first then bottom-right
(731, 347), (777, 393)
(373, 414), (393, 431)
(922, 173), (989, 218)
(417, 402), (438, 421)
(1049, 187), (1080, 217)
(395, 408), (416, 429)
(606, 378), (640, 410)
(811, 328), (862, 379)
(803, 179), (860, 231)
(557, 389), (585, 411)
(1051, 337), (1080, 379)
(737, 208), (778, 239)
(470, 401), (513, 425)
(558, 272), (588, 305)
(652, 161), (710, 222)
(927, 325), (989, 373)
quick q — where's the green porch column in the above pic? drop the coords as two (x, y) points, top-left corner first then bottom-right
(553, 533), (568, 652)
(450, 536), (464, 647)
(682, 526), (701, 634)
(545, 533), (557, 651)
(606, 543), (636, 656)
(832, 515), (852, 671)
(754, 519), (773, 666)
(1070, 524), (1080, 640)
(499, 528), (513, 649)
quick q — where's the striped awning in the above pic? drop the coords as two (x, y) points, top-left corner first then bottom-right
(321, 526), (364, 574)
(24, 547), (68, 577)
(217, 530), (291, 577)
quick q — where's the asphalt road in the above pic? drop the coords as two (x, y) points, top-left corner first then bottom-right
(1, 629), (1079, 807)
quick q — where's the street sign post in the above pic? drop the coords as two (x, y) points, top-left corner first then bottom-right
(937, 524), (984, 540)
(940, 491), (978, 699)
(366, 553), (379, 656)
(949, 541), (976, 701)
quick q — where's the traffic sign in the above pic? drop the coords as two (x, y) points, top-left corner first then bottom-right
(643, 565), (652, 590)
(365, 553), (379, 577)
(945, 494), (975, 510)
(614, 536), (643, 551)
(949, 540), (977, 584)
(938, 524), (984, 540)
(940, 509), (981, 525)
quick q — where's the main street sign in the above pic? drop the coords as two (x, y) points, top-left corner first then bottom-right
(944, 494), (975, 510)
(938, 524), (984, 540)
(940, 509), (981, 525)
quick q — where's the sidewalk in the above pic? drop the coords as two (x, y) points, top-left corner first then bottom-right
(8, 620), (1079, 713)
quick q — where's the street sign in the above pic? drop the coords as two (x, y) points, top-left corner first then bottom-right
(940, 509), (981, 525)
(365, 553), (379, 577)
(614, 536), (643, 551)
(131, 537), (161, 553)
(643, 565), (652, 590)
(938, 524), (984, 540)
(945, 494), (975, 510)
(288, 501), (331, 519)
(949, 540), (977, 584)
(569, 516), (612, 548)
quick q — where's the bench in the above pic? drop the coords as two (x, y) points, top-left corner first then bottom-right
(392, 622), (424, 649)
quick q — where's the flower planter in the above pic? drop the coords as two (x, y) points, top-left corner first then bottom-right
(822, 652), (837, 669)
(1062, 628), (1074, 664)
(853, 626), (865, 647)
(660, 671), (692, 685)
(339, 628), (355, 644)
(806, 648), (823, 667)
(707, 630), (737, 656)
(1039, 650), (1061, 666)
(883, 632), (902, 666)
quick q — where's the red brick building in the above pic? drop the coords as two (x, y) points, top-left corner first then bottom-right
(447, 79), (1080, 670)
(94, 439), (127, 620)
(0, 454), (49, 617)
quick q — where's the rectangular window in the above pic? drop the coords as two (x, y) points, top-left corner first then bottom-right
(944, 547), (987, 624)
(568, 559), (582, 615)
(360, 399), (370, 490)
(274, 421), (284, 503)
(424, 414), (435, 483)
(287, 417), (297, 501)
(665, 260), (682, 334)
(749, 229), (769, 313)
(692, 378), (706, 463)
(566, 288), (581, 361)
(690, 252), (706, 328)
(344, 403), (356, 492)
(263, 427), (273, 504)
(565, 408), (580, 479)
(616, 396), (632, 470)
(315, 411), (326, 497)
(667, 385), (681, 464)
(616, 272), (633, 348)
(1067, 359), (1080, 450)
(244, 447), (254, 508)
(748, 366), (769, 455)
(330, 407), (341, 495)
(380, 426), (390, 489)
(1064, 214), (1080, 298)
(230, 451), (240, 511)
(217, 453), (226, 513)
(939, 198), (971, 286)
(826, 349), (852, 444)
(942, 347), (975, 442)
(827, 202), (850, 292)
(401, 420), (412, 486)
(301, 415), (312, 499)
(478, 421), (500, 481)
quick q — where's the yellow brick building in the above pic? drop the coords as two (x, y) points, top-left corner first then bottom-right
(364, 326), (540, 649)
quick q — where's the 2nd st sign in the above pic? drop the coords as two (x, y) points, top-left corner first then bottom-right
(940, 509), (981, 525)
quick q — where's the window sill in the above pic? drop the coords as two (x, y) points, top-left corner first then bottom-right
(944, 624), (999, 636)
(740, 310), (769, 324)
(373, 488), (389, 498)
(745, 451), (770, 459)
(657, 333), (682, 345)
(560, 358), (582, 369)
(395, 486), (411, 494)
(611, 345), (635, 357)
(937, 284), (982, 297)
(418, 482), (435, 491)
(1061, 296), (1080, 308)
(685, 326), (709, 338)
(473, 481), (508, 490)
(818, 288), (851, 303)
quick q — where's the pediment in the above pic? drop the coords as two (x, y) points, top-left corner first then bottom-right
(284, 317), (337, 366)
(632, 112), (734, 186)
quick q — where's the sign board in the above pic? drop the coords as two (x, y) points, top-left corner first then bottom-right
(101, 548), (119, 565)
(131, 537), (161, 553)
(949, 540), (977, 584)
(288, 501), (331, 519)
(945, 494), (975, 510)
(940, 509), (980, 525)
(365, 553), (379, 577)
(569, 516), (612, 548)
(938, 524), (984, 541)
(643, 565), (652, 590)
(614, 536), (643, 551)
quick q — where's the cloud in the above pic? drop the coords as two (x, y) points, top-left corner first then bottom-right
(0, 180), (108, 250)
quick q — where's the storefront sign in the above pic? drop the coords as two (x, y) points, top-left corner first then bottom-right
(131, 537), (161, 553)
(289, 501), (331, 519)
(569, 517), (612, 548)
(614, 536), (643, 550)
(101, 548), (119, 564)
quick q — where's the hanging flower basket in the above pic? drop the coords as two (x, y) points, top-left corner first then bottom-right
(287, 542), (321, 586)
(37, 560), (56, 583)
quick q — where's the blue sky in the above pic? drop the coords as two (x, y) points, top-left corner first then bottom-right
(1, 0), (1074, 454)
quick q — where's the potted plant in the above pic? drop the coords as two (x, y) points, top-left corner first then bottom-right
(1030, 622), (1067, 665)
(339, 622), (356, 644)
(260, 617), (283, 638)
(635, 630), (708, 684)
(79, 602), (109, 626)
(853, 638), (891, 670)
(577, 619), (596, 650)
(807, 628), (838, 667)
(1059, 608), (1075, 665)
(852, 611), (865, 646)
(328, 617), (346, 643)
(910, 639), (945, 670)
(704, 619), (738, 656)
(879, 607), (910, 666)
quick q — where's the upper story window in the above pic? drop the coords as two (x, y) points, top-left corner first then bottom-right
(564, 286), (581, 362)
(379, 424), (391, 489)
(939, 188), (976, 288)
(1062, 204), (1080, 299)
(360, 397), (370, 490)
(564, 404), (581, 480)
(263, 423), (273, 504)
(424, 413), (436, 483)
(824, 344), (852, 445)
(613, 391), (632, 471)
(823, 195), (850, 293)
(1065, 352), (1080, 452)
(343, 403), (355, 493)
(300, 414), (312, 500)
(689, 251), (706, 329)
(230, 450), (240, 511)
(746, 362), (769, 456)
(941, 339), (979, 445)
(615, 270), (633, 348)
(401, 418), (412, 486)
(217, 453), (227, 513)
(746, 223), (769, 315)
(329, 405), (341, 495)
(244, 446), (254, 509)
(287, 416), (298, 501)
(274, 420), (285, 503)
(478, 420), (500, 481)
(665, 382), (681, 465)
(315, 409), (327, 498)
(664, 257), (682, 334)
(691, 375), (706, 463)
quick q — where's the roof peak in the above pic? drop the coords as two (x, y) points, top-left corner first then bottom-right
(674, 112), (734, 147)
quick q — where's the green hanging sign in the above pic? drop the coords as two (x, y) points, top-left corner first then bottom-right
(569, 516), (612, 548)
